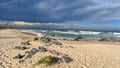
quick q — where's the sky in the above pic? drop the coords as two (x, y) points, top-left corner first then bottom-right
(0, 0), (120, 31)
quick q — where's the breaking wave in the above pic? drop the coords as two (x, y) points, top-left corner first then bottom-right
(21, 30), (120, 40)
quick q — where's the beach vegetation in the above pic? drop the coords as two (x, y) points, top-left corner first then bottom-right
(36, 55), (55, 66)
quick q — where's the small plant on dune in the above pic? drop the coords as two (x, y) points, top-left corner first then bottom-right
(36, 55), (55, 66)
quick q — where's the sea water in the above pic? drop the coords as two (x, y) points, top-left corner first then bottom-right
(21, 30), (120, 41)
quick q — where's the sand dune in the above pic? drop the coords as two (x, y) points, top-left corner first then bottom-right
(0, 29), (120, 68)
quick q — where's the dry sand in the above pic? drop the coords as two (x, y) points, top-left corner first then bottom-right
(0, 29), (120, 68)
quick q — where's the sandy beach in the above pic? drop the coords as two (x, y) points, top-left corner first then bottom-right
(0, 29), (120, 68)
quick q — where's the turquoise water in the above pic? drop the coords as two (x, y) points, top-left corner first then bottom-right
(30, 30), (120, 40)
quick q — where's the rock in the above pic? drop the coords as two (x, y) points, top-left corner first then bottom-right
(49, 50), (62, 56)
(25, 48), (39, 59)
(38, 46), (47, 52)
(14, 46), (29, 50)
(20, 47), (28, 50)
(21, 41), (30, 46)
(74, 36), (83, 41)
(19, 60), (25, 64)
(30, 48), (38, 55)
(34, 37), (39, 41)
(62, 54), (69, 57)
(40, 36), (62, 46)
(69, 46), (74, 48)
(13, 54), (24, 59)
(53, 57), (60, 63)
(60, 46), (64, 48)
(25, 51), (32, 59)
(52, 41), (62, 45)
(40, 36), (52, 43)
(61, 54), (73, 63)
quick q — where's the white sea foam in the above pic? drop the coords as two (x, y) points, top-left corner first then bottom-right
(21, 30), (43, 36)
(52, 30), (101, 35)
(113, 32), (120, 35)
(79, 31), (101, 35)
(117, 36), (120, 37)
(40, 30), (47, 32)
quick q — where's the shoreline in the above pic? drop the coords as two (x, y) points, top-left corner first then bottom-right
(20, 29), (120, 44)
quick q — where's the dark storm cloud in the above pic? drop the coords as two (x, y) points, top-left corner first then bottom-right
(0, 0), (120, 22)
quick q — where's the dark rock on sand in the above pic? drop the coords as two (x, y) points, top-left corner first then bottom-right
(52, 41), (62, 45)
(14, 46), (29, 50)
(69, 46), (74, 48)
(49, 50), (62, 56)
(40, 36), (62, 46)
(34, 37), (39, 41)
(53, 57), (60, 63)
(74, 36), (83, 41)
(25, 51), (32, 59)
(38, 46), (47, 52)
(30, 48), (38, 55)
(61, 54), (73, 63)
(21, 41), (30, 45)
(19, 60), (25, 64)
(40, 36), (52, 43)
(13, 54), (24, 59)
(25, 48), (39, 59)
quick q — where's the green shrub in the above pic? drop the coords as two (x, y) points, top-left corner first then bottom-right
(36, 55), (55, 66)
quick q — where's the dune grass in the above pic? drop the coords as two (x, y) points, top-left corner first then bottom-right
(36, 55), (55, 66)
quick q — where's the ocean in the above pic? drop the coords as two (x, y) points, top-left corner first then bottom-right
(21, 29), (120, 41)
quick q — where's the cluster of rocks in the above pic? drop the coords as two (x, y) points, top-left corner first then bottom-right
(25, 46), (47, 59)
(47, 50), (73, 63)
(34, 37), (74, 49)
(25, 48), (38, 59)
(51, 54), (73, 63)
(40, 36), (52, 43)
(33, 36), (62, 46)
(13, 46), (73, 64)
(14, 46), (48, 59)
(13, 36), (73, 65)
(14, 41), (31, 50)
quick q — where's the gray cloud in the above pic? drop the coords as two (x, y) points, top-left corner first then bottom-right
(0, 0), (120, 22)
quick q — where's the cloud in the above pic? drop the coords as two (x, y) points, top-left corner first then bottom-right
(0, 0), (120, 23)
